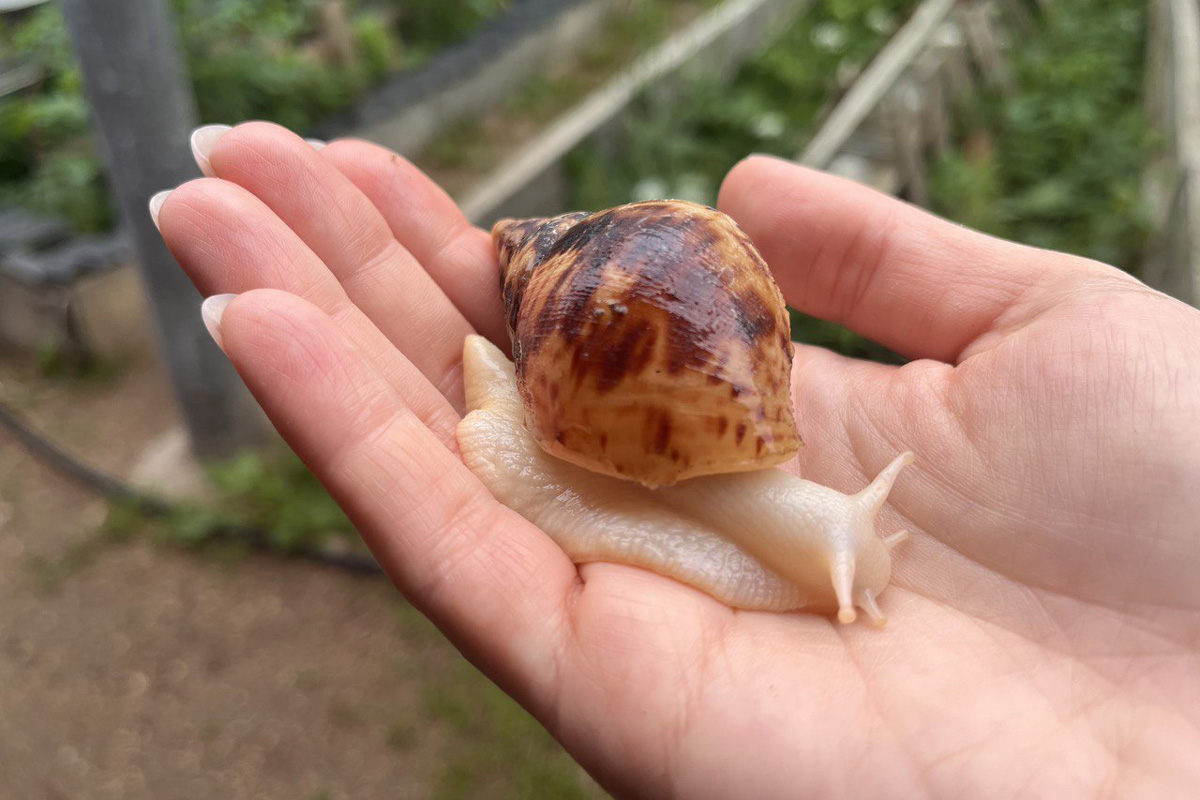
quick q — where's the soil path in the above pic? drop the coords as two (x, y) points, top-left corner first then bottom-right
(0, 296), (598, 800)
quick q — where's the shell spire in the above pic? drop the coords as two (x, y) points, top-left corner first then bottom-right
(492, 200), (802, 488)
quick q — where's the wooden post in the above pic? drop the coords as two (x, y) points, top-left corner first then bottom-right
(914, 50), (950, 153)
(1142, 0), (1200, 304)
(59, 0), (262, 458)
(884, 78), (928, 206)
(318, 0), (357, 67)
(933, 22), (973, 102)
(959, 2), (1014, 95)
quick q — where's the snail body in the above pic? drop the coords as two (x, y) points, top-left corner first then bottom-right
(458, 200), (913, 624)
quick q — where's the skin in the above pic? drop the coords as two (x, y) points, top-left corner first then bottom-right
(155, 122), (1200, 799)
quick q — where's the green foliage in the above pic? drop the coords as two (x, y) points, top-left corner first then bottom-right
(8, 149), (114, 231)
(0, 0), (510, 229)
(354, 13), (400, 79)
(394, 0), (512, 60)
(928, 0), (1152, 270)
(198, 447), (355, 553)
(101, 446), (355, 559)
(35, 338), (120, 382)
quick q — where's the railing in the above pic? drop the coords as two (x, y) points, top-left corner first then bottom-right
(313, 0), (620, 155)
(456, 0), (811, 224)
(455, 0), (1020, 224)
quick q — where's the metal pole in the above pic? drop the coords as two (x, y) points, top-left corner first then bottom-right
(59, 0), (262, 458)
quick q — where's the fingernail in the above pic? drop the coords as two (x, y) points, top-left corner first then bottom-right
(190, 124), (232, 176)
(306, 138), (327, 150)
(201, 293), (237, 353)
(148, 189), (171, 230)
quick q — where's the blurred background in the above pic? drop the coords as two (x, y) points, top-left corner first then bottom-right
(0, 0), (1195, 796)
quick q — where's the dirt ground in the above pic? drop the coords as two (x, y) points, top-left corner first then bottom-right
(0, 271), (601, 800)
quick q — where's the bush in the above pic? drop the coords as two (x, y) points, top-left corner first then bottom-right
(929, 0), (1152, 272)
(0, 0), (510, 230)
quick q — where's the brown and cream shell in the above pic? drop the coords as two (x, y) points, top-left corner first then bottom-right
(492, 200), (802, 487)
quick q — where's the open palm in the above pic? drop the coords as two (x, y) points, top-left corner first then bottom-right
(156, 123), (1200, 798)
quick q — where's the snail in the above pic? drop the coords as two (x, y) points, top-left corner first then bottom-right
(456, 200), (913, 624)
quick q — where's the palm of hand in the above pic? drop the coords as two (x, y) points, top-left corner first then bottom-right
(558, 283), (1200, 799)
(158, 124), (1200, 799)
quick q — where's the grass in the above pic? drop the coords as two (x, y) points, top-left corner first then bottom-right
(35, 340), (123, 383)
(391, 603), (598, 800)
(89, 443), (361, 579)
(422, 660), (595, 800)
(64, 450), (594, 796)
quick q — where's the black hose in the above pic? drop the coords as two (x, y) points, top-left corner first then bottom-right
(0, 397), (382, 576)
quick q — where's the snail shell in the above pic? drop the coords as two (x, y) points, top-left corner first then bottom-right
(493, 200), (801, 488)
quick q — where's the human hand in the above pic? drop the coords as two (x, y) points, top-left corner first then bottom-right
(154, 123), (1200, 798)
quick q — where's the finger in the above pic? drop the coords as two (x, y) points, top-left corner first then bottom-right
(215, 289), (578, 707)
(156, 177), (460, 447)
(319, 139), (508, 346)
(202, 122), (475, 407)
(718, 155), (1137, 363)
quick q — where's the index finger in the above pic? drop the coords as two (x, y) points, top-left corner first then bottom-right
(319, 140), (509, 347)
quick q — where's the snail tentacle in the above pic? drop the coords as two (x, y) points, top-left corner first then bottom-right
(832, 552), (858, 624)
(857, 451), (916, 514)
(860, 590), (887, 626)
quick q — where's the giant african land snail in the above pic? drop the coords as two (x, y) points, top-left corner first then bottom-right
(457, 200), (913, 624)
